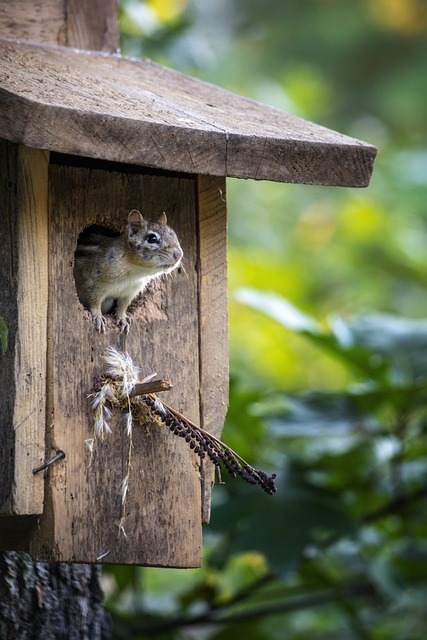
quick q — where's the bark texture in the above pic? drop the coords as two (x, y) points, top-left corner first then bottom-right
(0, 552), (110, 639)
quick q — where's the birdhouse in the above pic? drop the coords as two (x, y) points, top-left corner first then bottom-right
(0, 3), (376, 566)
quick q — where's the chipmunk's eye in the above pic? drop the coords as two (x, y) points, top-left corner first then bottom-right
(145, 232), (161, 245)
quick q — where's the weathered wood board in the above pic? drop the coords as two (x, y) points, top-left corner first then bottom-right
(0, 38), (376, 187)
(30, 160), (221, 565)
(0, 141), (48, 518)
(197, 176), (229, 523)
(0, 0), (118, 51)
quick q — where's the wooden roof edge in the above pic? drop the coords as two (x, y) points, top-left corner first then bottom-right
(0, 37), (377, 187)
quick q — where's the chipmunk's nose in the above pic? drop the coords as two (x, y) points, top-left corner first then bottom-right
(173, 248), (183, 263)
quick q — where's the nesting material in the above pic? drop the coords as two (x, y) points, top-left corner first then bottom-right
(90, 348), (276, 534)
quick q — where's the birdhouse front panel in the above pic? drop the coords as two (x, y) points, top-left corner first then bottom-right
(0, 145), (228, 566)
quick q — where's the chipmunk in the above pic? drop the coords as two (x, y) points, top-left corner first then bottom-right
(73, 209), (183, 333)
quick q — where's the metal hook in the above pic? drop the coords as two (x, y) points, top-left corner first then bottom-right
(214, 464), (225, 485)
(33, 450), (66, 474)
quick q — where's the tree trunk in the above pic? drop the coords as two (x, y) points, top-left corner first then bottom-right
(0, 552), (110, 639)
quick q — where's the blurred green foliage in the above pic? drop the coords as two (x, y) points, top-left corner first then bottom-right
(107, 1), (427, 638)
(0, 317), (8, 354)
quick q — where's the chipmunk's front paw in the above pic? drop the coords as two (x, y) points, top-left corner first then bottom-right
(92, 313), (107, 333)
(117, 315), (132, 334)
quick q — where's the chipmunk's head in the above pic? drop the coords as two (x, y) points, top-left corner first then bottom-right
(127, 209), (183, 275)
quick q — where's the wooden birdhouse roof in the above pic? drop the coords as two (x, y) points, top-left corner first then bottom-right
(0, 37), (376, 186)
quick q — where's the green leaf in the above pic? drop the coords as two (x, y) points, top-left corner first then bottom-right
(223, 377), (270, 464)
(211, 475), (355, 577)
(236, 289), (386, 380)
(236, 288), (320, 333)
(237, 289), (427, 386)
(344, 314), (427, 385)
(0, 316), (8, 354)
(210, 620), (271, 640)
(254, 391), (376, 437)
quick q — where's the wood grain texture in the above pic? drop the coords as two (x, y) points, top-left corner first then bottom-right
(29, 162), (204, 565)
(65, 0), (119, 52)
(0, 139), (18, 515)
(0, 142), (48, 516)
(0, 0), (66, 46)
(0, 38), (376, 187)
(0, 0), (119, 51)
(197, 176), (229, 524)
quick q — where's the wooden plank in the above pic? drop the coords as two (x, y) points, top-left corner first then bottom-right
(30, 162), (203, 565)
(196, 176), (229, 523)
(66, 0), (119, 52)
(0, 0), (66, 46)
(0, 0), (119, 51)
(0, 38), (376, 187)
(0, 142), (48, 516)
(0, 139), (18, 515)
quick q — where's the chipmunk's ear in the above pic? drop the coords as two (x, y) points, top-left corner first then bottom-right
(158, 212), (167, 226)
(128, 210), (144, 236)
(128, 209), (144, 225)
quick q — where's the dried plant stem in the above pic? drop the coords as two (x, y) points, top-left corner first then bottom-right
(151, 396), (249, 463)
(90, 349), (277, 514)
(119, 429), (133, 538)
(129, 379), (172, 397)
(143, 394), (277, 496)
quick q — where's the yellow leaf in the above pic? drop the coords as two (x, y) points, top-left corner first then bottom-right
(370, 0), (427, 35)
(147, 0), (188, 23)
